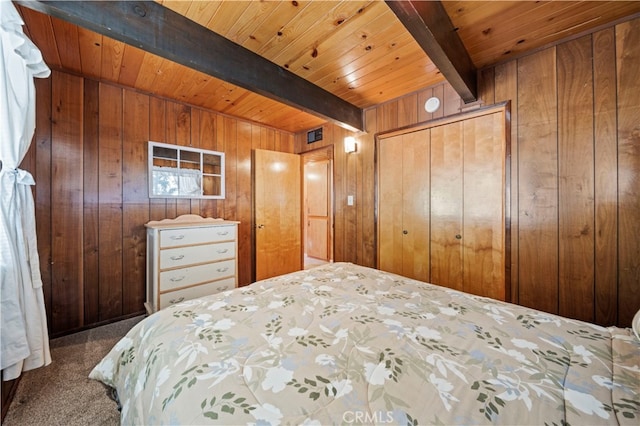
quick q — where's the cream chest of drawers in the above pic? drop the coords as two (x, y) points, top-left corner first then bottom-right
(145, 215), (240, 313)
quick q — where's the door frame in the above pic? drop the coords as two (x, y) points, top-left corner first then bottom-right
(301, 145), (335, 264)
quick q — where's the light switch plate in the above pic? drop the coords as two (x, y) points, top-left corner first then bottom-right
(347, 195), (354, 206)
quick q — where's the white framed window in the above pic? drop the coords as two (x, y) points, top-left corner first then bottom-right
(148, 141), (225, 199)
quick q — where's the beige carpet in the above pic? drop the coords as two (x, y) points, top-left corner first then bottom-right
(3, 315), (144, 426)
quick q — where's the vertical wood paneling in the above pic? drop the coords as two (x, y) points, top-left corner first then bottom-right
(557, 36), (595, 322)
(83, 79), (100, 325)
(478, 67), (495, 106)
(189, 110), (201, 216)
(397, 93), (417, 128)
(34, 78), (52, 325)
(344, 126), (358, 264)
(98, 83), (123, 321)
(197, 110), (218, 220)
(377, 101), (398, 133)
(29, 16), (640, 335)
(169, 102), (191, 217)
(50, 71), (84, 334)
(236, 121), (253, 285)
(417, 87), (434, 123)
(333, 126), (347, 263)
(431, 85), (445, 120)
(215, 115), (228, 218)
(493, 61), (518, 304)
(360, 109), (377, 267)
(516, 48), (559, 314)
(224, 118), (238, 220)
(443, 83), (462, 116)
(616, 19), (640, 326)
(122, 91), (150, 315)
(34, 72), (296, 334)
(592, 28), (618, 326)
(149, 97), (167, 221)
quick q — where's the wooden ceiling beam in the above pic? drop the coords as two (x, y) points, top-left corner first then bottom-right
(16, 0), (364, 131)
(385, 0), (477, 103)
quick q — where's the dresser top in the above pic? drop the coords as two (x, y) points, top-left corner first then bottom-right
(145, 214), (240, 229)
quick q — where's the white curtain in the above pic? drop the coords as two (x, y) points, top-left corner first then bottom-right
(0, 0), (51, 380)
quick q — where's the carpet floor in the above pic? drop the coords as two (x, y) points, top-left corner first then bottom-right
(3, 315), (144, 426)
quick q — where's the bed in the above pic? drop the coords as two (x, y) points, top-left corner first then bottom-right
(89, 262), (640, 425)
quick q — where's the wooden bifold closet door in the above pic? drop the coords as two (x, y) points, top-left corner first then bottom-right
(378, 130), (430, 282)
(377, 105), (508, 301)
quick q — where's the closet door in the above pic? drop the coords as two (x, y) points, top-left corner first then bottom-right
(401, 131), (430, 281)
(430, 112), (506, 300)
(463, 113), (506, 300)
(377, 104), (508, 299)
(430, 122), (464, 291)
(378, 135), (404, 275)
(378, 130), (430, 282)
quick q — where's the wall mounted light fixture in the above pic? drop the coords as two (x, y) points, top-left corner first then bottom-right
(344, 136), (357, 153)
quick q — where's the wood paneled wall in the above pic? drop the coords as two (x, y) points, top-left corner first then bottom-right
(18, 17), (639, 336)
(22, 72), (294, 336)
(296, 17), (640, 328)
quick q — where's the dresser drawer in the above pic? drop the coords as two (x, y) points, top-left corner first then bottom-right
(159, 259), (235, 291)
(160, 225), (236, 248)
(159, 278), (235, 310)
(160, 242), (235, 269)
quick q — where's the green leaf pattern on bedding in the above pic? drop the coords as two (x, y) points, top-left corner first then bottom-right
(89, 263), (640, 425)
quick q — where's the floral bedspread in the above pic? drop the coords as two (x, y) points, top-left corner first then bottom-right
(89, 263), (640, 425)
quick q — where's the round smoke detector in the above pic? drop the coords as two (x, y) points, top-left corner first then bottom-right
(424, 96), (441, 113)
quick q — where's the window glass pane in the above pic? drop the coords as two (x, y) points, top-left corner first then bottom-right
(203, 153), (222, 175)
(203, 174), (221, 196)
(181, 150), (200, 164)
(152, 168), (180, 195)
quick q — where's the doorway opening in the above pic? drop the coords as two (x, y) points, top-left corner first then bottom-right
(302, 146), (334, 270)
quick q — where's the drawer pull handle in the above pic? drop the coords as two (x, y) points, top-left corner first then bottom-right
(217, 286), (228, 291)
(169, 297), (185, 304)
(217, 267), (229, 273)
(217, 249), (229, 254)
(170, 255), (185, 261)
(170, 276), (186, 282)
(170, 235), (185, 240)
(217, 231), (229, 236)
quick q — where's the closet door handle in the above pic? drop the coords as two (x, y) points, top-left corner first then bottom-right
(402, 230), (408, 235)
(455, 234), (462, 240)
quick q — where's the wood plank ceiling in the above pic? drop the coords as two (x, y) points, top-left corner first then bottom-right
(16, 0), (640, 134)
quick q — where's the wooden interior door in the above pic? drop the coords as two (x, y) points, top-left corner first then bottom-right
(430, 121), (464, 291)
(305, 160), (330, 260)
(463, 112), (506, 300)
(253, 149), (301, 281)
